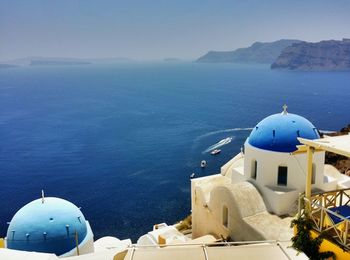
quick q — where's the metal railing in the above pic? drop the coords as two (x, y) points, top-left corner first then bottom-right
(302, 188), (350, 250)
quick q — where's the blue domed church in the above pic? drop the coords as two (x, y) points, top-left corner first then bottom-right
(248, 109), (320, 153)
(6, 196), (94, 257)
(241, 107), (325, 215)
(191, 106), (350, 241)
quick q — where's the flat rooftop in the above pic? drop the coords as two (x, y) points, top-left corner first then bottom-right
(0, 241), (308, 260)
(298, 134), (350, 157)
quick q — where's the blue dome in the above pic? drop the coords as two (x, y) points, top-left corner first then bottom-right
(248, 112), (320, 152)
(6, 197), (88, 256)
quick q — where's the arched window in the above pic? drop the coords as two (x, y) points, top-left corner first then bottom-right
(251, 160), (257, 179)
(222, 205), (228, 228)
(278, 166), (288, 186)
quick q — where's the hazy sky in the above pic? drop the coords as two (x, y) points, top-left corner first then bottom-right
(1, 0), (350, 61)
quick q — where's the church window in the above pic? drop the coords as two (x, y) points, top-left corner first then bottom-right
(222, 205), (228, 228)
(278, 166), (288, 186)
(251, 160), (257, 179)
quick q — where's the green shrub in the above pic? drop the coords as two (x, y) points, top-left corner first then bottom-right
(291, 217), (335, 260)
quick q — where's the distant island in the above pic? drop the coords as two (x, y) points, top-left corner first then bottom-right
(0, 64), (19, 69)
(271, 39), (350, 70)
(30, 59), (90, 66)
(196, 39), (301, 64)
(0, 56), (132, 67)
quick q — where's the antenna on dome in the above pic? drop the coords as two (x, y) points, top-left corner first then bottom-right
(41, 190), (45, 204)
(282, 104), (288, 115)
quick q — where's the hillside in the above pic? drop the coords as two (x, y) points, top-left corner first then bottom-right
(271, 39), (350, 70)
(196, 39), (301, 64)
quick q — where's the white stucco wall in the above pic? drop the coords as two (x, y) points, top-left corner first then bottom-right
(192, 177), (267, 240)
(243, 142), (325, 188)
(191, 135), (350, 242)
(239, 141), (329, 215)
(191, 177), (293, 241)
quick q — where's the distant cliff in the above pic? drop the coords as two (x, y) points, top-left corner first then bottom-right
(197, 39), (301, 64)
(271, 39), (350, 70)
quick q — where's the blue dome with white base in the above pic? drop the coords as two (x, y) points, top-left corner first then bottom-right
(6, 197), (88, 256)
(248, 110), (320, 153)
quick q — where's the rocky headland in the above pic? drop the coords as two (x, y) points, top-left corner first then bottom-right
(197, 39), (301, 64)
(271, 39), (350, 71)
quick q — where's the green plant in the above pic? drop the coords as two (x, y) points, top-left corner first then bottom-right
(291, 216), (335, 260)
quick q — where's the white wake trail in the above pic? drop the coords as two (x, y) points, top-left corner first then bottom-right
(203, 137), (234, 153)
(194, 127), (253, 143)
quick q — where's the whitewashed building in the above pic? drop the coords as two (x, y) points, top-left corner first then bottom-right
(192, 107), (350, 240)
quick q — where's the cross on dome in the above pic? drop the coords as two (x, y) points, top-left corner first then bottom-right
(282, 104), (288, 115)
(41, 190), (45, 204)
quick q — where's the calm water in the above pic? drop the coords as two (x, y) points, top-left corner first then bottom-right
(0, 62), (349, 241)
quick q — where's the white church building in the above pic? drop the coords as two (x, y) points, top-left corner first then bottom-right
(191, 106), (350, 241)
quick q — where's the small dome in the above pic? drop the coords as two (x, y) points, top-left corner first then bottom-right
(248, 111), (320, 152)
(6, 197), (88, 256)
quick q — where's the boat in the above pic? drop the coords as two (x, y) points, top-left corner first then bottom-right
(200, 160), (207, 168)
(190, 173), (196, 179)
(210, 149), (221, 155)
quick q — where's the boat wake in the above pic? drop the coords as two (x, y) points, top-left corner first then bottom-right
(203, 137), (233, 154)
(193, 127), (253, 144)
(189, 127), (252, 159)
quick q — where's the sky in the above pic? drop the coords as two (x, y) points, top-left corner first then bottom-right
(1, 0), (350, 61)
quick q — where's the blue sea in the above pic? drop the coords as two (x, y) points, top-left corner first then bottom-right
(0, 62), (349, 241)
